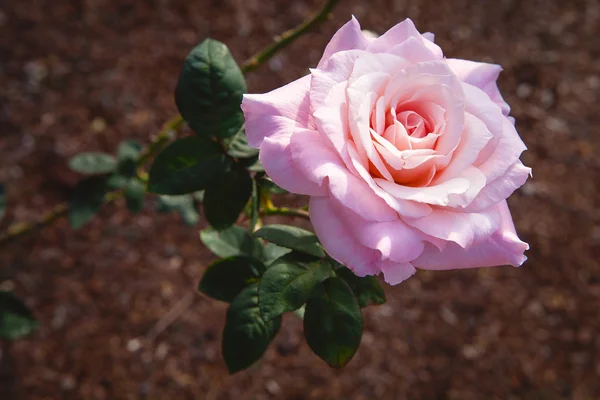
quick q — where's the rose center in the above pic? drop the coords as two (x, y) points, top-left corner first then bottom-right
(396, 110), (431, 139)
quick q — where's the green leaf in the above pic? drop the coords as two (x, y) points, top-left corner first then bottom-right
(259, 260), (332, 321)
(0, 291), (38, 340)
(203, 165), (252, 229)
(336, 266), (386, 308)
(198, 256), (265, 302)
(148, 136), (230, 195)
(267, 250), (320, 269)
(222, 283), (281, 374)
(304, 277), (363, 368)
(117, 140), (142, 178)
(263, 243), (291, 265)
(254, 225), (325, 258)
(124, 179), (145, 214)
(156, 194), (200, 226)
(0, 184), (6, 221)
(200, 225), (263, 259)
(227, 128), (259, 159)
(69, 152), (117, 174)
(106, 174), (129, 189)
(117, 139), (142, 161)
(68, 177), (107, 229)
(175, 39), (246, 139)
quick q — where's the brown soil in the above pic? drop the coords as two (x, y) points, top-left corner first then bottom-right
(1, 0), (599, 399)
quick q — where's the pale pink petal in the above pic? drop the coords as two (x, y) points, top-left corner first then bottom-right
(464, 161), (531, 212)
(353, 220), (426, 262)
(387, 37), (440, 63)
(475, 115), (528, 183)
(446, 58), (510, 116)
(376, 166), (486, 208)
(347, 143), (433, 218)
(412, 201), (528, 270)
(290, 129), (397, 221)
(242, 75), (313, 148)
(325, 196), (426, 264)
(347, 52), (409, 87)
(347, 73), (395, 180)
(366, 18), (443, 58)
(312, 81), (351, 156)
(310, 49), (364, 109)
(378, 260), (417, 285)
(384, 62), (465, 155)
(259, 131), (326, 196)
(318, 16), (370, 68)
(404, 204), (502, 248)
(309, 196), (381, 276)
(422, 32), (435, 42)
(432, 112), (493, 183)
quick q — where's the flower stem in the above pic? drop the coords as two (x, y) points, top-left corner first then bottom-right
(262, 206), (310, 220)
(0, 0), (339, 247)
(240, 0), (341, 73)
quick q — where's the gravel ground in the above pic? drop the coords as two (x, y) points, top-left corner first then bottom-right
(1, 0), (599, 398)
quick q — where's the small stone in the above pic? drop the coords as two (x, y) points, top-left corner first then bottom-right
(127, 338), (142, 352)
(265, 380), (281, 396)
(516, 83), (533, 99)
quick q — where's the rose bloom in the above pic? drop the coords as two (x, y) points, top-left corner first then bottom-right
(242, 18), (530, 284)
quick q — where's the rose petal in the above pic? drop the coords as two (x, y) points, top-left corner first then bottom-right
(366, 18), (443, 58)
(432, 112), (493, 183)
(318, 16), (370, 68)
(404, 203), (502, 248)
(291, 129), (397, 221)
(387, 36), (440, 63)
(242, 75), (313, 148)
(375, 166), (486, 208)
(446, 58), (510, 116)
(347, 143), (433, 218)
(309, 196), (381, 276)
(259, 131), (326, 196)
(378, 260), (417, 285)
(412, 201), (528, 269)
(347, 72), (395, 180)
(464, 161), (531, 212)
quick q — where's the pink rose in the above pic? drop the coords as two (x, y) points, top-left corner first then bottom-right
(242, 17), (530, 284)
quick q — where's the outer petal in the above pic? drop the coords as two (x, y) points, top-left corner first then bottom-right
(309, 196), (381, 276)
(404, 204), (502, 249)
(464, 161), (531, 212)
(318, 16), (370, 67)
(412, 201), (528, 270)
(259, 130), (326, 196)
(446, 58), (510, 116)
(352, 220), (425, 263)
(366, 18), (443, 58)
(242, 75), (313, 148)
(377, 260), (417, 285)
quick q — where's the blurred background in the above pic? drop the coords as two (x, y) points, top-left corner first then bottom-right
(1, 0), (599, 398)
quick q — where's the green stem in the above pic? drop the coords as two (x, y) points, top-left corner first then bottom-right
(0, 0), (339, 247)
(262, 206), (310, 220)
(240, 0), (341, 73)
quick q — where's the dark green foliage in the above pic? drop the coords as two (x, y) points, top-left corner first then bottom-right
(175, 39), (246, 139)
(303, 277), (363, 368)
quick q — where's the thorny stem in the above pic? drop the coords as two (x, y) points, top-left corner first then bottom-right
(240, 0), (340, 73)
(0, 0), (339, 247)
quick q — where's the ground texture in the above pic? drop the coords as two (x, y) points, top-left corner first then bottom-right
(1, 0), (599, 398)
